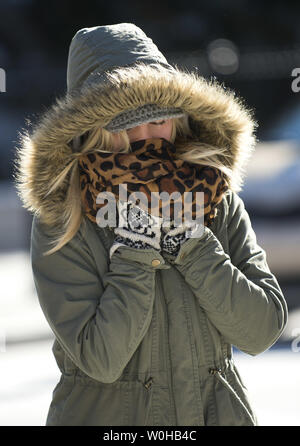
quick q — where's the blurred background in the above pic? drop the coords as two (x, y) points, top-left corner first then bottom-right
(0, 0), (300, 426)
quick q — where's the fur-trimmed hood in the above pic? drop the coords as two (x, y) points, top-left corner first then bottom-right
(14, 23), (258, 227)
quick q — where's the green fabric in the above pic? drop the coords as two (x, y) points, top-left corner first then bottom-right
(67, 23), (176, 93)
(30, 190), (288, 426)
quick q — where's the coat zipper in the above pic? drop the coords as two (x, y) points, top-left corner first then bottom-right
(157, 270), (177, 425)
(143, 377), (154, 390)
(209, 368), (256, 425)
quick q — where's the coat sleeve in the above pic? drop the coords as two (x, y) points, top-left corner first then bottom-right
(30, 215), (169, 383)
(170, 191), (288, 356)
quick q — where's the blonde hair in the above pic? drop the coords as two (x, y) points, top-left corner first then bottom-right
(42, 114), (232, 256)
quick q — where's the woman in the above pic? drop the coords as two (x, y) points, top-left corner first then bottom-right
(14, 23), (288, 426)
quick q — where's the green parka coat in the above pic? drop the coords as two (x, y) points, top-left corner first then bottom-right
(15, 23), (288, 426)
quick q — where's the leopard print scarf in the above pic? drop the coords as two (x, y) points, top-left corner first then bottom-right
(77, 137), (229, 228)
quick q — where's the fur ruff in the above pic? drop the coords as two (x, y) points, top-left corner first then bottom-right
(14, 63), (258, 226)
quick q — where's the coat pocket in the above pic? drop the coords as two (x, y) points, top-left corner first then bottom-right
(125, 379), (154, 426)
(46, 374), (159, 426)
(209, 367), (257, 426)
(51, 376), (130, 426)
(125, 379), (173, 426)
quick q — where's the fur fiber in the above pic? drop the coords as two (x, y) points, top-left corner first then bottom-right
(14, 63), (258, 226)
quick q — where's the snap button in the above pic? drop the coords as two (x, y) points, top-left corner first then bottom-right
(151, 259), (161, 267)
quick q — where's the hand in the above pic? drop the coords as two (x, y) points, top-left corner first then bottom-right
(161, 219), (204, 257)
(110, 200), (163, 259)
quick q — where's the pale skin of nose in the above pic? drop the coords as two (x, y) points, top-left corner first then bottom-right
(112, 118), (173, 151)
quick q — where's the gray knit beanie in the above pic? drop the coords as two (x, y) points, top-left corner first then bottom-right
(104, 104), (186, 133)
(67, 23), (185, 133)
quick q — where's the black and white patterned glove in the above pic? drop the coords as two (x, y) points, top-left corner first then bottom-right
(161, 219), (204, 257)
(109, 200), (163, 259)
